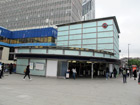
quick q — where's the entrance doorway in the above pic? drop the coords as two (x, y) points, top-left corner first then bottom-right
(68, 61), (108, 78)
(68, 61), (91, 78)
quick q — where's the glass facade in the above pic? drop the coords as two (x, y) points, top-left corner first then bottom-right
(82, 0), (95, 20)
(0, 36), (55, 44)
(57, 18), (120, 59)
(16, 58), (46, 76)
(0, 0), (82, 30)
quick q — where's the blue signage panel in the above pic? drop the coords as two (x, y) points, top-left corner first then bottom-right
(0, 27), (57, 39)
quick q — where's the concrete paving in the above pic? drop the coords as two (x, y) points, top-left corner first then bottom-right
(0, 73), (140, 105)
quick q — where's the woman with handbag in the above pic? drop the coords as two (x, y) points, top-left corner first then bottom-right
(23, 65), (32, 80)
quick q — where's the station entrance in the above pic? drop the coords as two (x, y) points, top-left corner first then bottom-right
(68, 61), (108, 79)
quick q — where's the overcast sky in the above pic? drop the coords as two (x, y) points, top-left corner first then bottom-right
(96, 0), (140, 58)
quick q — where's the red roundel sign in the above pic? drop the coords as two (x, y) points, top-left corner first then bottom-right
(102, 23), (108, 28)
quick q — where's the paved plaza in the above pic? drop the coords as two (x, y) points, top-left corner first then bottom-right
(0, 74), (140, 105)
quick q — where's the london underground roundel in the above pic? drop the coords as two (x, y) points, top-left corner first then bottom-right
(102, 23), (108, 28)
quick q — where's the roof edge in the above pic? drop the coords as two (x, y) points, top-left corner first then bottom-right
(56, 16), (120, 33)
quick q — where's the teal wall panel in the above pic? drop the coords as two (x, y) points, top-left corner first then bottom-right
(31, 49), (46, 54)
(18, 49), (30, 53)
(16, 59), (28, 74)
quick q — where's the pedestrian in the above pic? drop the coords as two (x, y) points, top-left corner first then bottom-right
(65, 69), (70, 79)
(9, 63), (13, 74)
(0, 63), (4, 78)
(127, 69), (130, 77)
(138, 70), (140, 84)
(133, 69), (137, 80)
(72, 67), (77, 80)
(0, 64), (1, 79)
(122, 68), (127, 83)
(113, 67), (117, 78)
(23, 65), (32, 80)
(106, 67), (109, 80)
(129, 68), (132, 78)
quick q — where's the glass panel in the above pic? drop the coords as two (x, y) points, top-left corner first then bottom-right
(65, 50), (79, 55)
(98, 20), (113, 26)
(111, 56), (115, 59)
(104, 50), (114, 53)
(98, 26), (113, 32)
(70, 24), (82, 29)
(83, 22), (96, 28)
(69, 45), (81, 48)
(105, 54), (110, 58)
(70, 29), (82, 34)
(94, 53), (104, 57)
(58, 31), (69, 36)
(31, 49), (46, 54)
(48, 49), (63, 54)
(98, 32), (113, 37)
(57, 41), (68, 46)
(16, 65), (27, 74)
(57, 36), (68, 41)
(58, 26), (69, 31)
(18, 49), (30, 53)
(83, 33), (96, 39)
(30, 59), (45, 63)
(81, 51), (93, 56)
(16, 59), (28, 74)
(30, 59), (46, 76)
(83, 27), (96, 33)
(17, 59), (28, 65)
(69, 35), (81, 40)
(98, 44), (113, 50)
(98, 38), (113, 43)
(82, 45), (96, 49)
(83, 39), (96, 44)
(69, 40), (81, 45)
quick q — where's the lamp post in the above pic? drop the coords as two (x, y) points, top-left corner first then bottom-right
(128, 44), (130, 68)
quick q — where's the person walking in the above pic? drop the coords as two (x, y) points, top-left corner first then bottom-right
(9, 63), (13, 74)
(113, 67), (117, 78)
(138, 70), (140, 84)
(129, 68), (132, 78)
(106, 67), (109, 80)
(122, 68), (127, 83)
(23, 65), (31, 80)
(127, 69), (130, 77)
(0, 64), (1, 79)
(0, 63), (4, 78)
(72, 67), (77, 80)
(133, 69), (137, 80)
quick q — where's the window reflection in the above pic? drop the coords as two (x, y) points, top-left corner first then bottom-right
(0, 36), (55, 44)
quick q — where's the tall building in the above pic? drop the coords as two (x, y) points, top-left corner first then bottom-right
(82, 0), (95, 20)
(0, 0), (82, 30)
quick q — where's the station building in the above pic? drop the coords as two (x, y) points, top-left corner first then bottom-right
(0, 16), (120, 79)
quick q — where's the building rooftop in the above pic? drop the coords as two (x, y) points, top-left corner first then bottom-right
(57, 16), (120, 33)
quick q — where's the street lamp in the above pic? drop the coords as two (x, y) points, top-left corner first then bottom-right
(128, 44), (131, 68)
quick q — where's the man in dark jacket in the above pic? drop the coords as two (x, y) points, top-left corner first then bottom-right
(133, 69), (137, 80)
(113, 68), (117, 78)
(106, 67), (109, 80)
(9, 63), (13, 74)
(1, 63), (4, 78)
